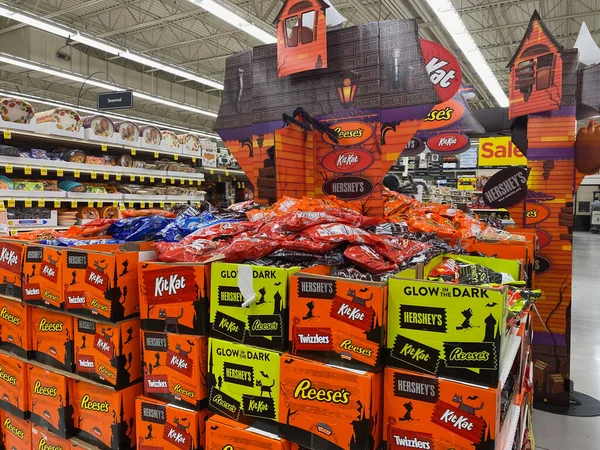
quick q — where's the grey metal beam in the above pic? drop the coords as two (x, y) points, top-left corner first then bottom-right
(470, 11), (600, 34)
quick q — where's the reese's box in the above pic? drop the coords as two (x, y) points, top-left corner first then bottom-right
(32, 423), (72, 450)
(22, 244), (64, 310)
(141, 331), (208, 410)
(28, 365), (74, 438)
(30, 307), (74, 372)
(0, 296), (31, 358)
(136, 396), (207, 450)
(139, 262), (210, 336)
(207, 415), (291, 450)
(0, 353), (28, 418)
(1, 410), (31, 449)
(384, 367), (500, 450)
(72, 379), (142, 450)
(211, 262), (294, 351)
(208, 338), (281, 431)
(0, 239), (26, 300)
(64, 244), (145, 322)
(278, 354), (382, 450)
(74, 317), (142, 389)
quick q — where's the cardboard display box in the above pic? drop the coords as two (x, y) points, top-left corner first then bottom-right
(30, 307), (74, 373)
(22, 244), (65, 311)
(0, 296), (31, 358)
(28, 365), (74, 438)
(278, 354), (382, 450)
(32, 422), (73, 450)
(139, 262), (210, 336)
(74, 317), (142, 389)
(207, 415), (290, 450)
(0, 239), (26, 301)
(72, 379), (142, 450)
(141, 331), (208, 411)
(208, 338), (281, 431)
(210, 263), (295, 352)
(65, 244), (145, 322)
(0, 352), (28, 419)
(1, 410), (32, 449)
(135, 396), (207, 450)
(383, 367), (500, 450)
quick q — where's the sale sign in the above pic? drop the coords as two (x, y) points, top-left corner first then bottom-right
(478, 137), (527, 167)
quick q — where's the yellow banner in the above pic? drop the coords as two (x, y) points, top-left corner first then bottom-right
(478, 136), (527, 167)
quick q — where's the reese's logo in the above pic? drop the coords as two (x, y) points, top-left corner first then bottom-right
(0, 306), (20, 326)
(38, 317), (63, 333)
(247, 315), (282, 337)
(443, 342), (497, 370)
(38, 438), (64, 450)
(339, 338), (373, 357)
(33, 380), (57, 397)
(3, 417), (24, 439)
(293, 379), (350, 404)
(210, 388), (240, 420)
(80, 394), (110, 413)
(0, 364), (17, 386)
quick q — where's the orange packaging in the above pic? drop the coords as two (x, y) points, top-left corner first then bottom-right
(141, 331), (208, 411)
(383, 367), (500, 450)
(135, 395), (207, 450)
(0, 410), (32, 449)
(74, 316), (142, 389)
(207, 415), (291, 450)
(0, 352), (28, 419)
(0, 239), (26, 301)
(139, 262), (210, 336)
(72, 379), (142, 450)
(22, 244), (65, 310)
(31, 422), (72, 450)
(278, 354), (382, 450)
(289, 268), (387, 371)
(28, 365), (74, 438)
(30, 307), (74, 372)
(0, 296), (32, 358)
(64, 244), (143, 322)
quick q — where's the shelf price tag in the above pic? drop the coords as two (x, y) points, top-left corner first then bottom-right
(130, 175), (136, 181)
(88, 200), (94, 207)
(97, 201), (103, 207)
(119, 202), (126, 211)
(91, 171), (97, 180)
(149, 176), (155, 183)
(113, 201), (119, 207)
(170, 178), (175, 185)
(101, 144), (108, 152)
(128, 201), (134, 208)
(37, 199), (45, 207)
(210, 169), (214, 175)
(116, 173), (122, 181)
(161, 177), (166, 184)
(9, 229), (17, 236)
(71, 200), (77, 208)
(5, 164), (12, 174)
(225, 170), (229, 176)
(41, 167), (48, 176)
(192, 157), (197, 163)
(8, 198), (15, 208)
(130, 148), (136, 156)
(0, 201), (4, 210)
(180, 178), (185, 185)
(74, 170), (80, 178)
(140, 201), (146, 208)
(57, 168), (63, 177)
(54, 199), (61, 208)
(148, 201), (154, 208)
(174, 154), (179, 161)
(189, 179), (194, 185)
(139, 175), (145, 182)
(103, 173), (109, 180)
(154, 151), (159, 159)
(3, 130), (11, 139)
(24, 198), (32, 208)
(24, 166), (32, 175)
(160, 201), (165, 208)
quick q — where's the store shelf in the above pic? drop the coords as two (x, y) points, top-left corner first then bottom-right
(499, 403), (521, 450)
(471, 208), (508, 212)
(0, 193), (205, 205)
(6, 190), (67, 198)
(10, 225), (70, 232)
(70, 437), (97, 450)
(67, 192), (123, 200)
(500, 329), (522, 388)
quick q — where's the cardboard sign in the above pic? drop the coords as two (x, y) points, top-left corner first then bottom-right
(420, 39), (462, 102)
(321, 149), (375, 173)
(420, 99), (465, 131)
(482, 167), (529, 208)
(427, 133), (470, 154)
(478, 136), (526, 167)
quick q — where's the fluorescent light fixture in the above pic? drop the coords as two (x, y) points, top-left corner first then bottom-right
(191, 0), (276, 44)
(425, 0), (509, 107)
(0, 53), (218, 118)
(0, 3), (224, 90)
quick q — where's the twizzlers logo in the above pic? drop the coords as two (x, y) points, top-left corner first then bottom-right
(143, 267), (197, 305)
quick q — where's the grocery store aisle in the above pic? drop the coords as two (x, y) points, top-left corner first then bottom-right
(534, 232), (600, 449)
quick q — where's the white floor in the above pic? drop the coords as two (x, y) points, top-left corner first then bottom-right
(533, 232), (600, 449)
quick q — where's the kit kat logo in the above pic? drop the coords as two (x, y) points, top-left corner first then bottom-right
(322, 121), (374, 146)
(141, 402), (166, 424)
(443, 342), (497, 370)
(80, 394), (110, 413)
(420, 99), (464, 131)
(0, 364), (17, 386)
(164, 422), (192, 450)
(322, 176), (375, 200)
(142, 267), (197, 305)
(85, 266), (109, 290)
(329, 298), (374, 331)
(94, 332), (115, 358)
(322, 149), (374, 173)
(296, 277), (336, 299)
(3, 417), (24, 439)
(393, 372), (438, 404)
(526, 203), (551, 225)
(390, 428), (434, 450)
(212, 311), (246, 342)
(0, 243), (22, 274)
(432, 400), (485, 443)
(420, 39), (462, 102)
(40, 260), (59, 283)
(293, 379), (351, 404)
(0, 306), (20, 326)
(166, 350), (194, 377)
(33, 380), (57, 397)
(294, 327), (333, 351)
(399, 305), (447, 333)
(242, 394), (276, 419)
(427, 133), (470, 154)
(248, 315), (282, 337)
(391, 335), (440, 374)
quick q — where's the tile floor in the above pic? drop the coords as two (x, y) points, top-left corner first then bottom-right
(533, 232), (600, 449)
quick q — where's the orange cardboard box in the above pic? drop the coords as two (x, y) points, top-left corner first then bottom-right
(30, 307), (74, 372)
(64, 244), (143, 322)
(141, 331), (208, 411)
(136, 395), (207, 450)
(289, 268), (388, 371)
(22, 244), (65, 310)
(0, 352), (28, 419)
(207, 415), (290, 450)
(72, 379), (142, 450)
(74, 316), (142, 389)
(0, 296), (31, 359)
(383, 367), (500, 450)
(278, 354), (382, 450)
(28, 365), (74, 438)
(139, 262), (210, 336)
(31, 422), (72, 450)
(0, 239), (26, 301)
(0, 410), (31, 449)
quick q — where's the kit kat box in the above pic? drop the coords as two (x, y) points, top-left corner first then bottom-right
(0, 296), (31, 358)
(141, 331), (208, 410)
(383, 367), (500, 450)
(0, 239), (25, 301)
(207, 415), (290, 450)
(30, 307), (74, 372)
(139, 262), (210, 336)
(28, 365), (74, 438)
(22, 244), (64, 310)
(136, 396), (207, 450)
(75, 317), (142, 389)
(0, 352), (28, 418)
(278, 354), (382, 450)
(1, 410), (31, 449)
(31, 423), (72, 450)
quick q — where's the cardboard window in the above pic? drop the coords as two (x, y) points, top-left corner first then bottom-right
(285, 16), (299, 47)
(301, 11), (316, 44)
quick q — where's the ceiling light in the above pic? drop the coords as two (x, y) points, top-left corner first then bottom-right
(0, 53), (218, 118)
(425, 0), (509, 107)
(0, 3), (224, 90)
(190, 0), (276, 44)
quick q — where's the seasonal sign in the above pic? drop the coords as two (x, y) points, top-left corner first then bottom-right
(427, 133), (470, 154)
(482, 167), (529, 208)
(478, 136), (527, 167)
(420, 39), (463, 102)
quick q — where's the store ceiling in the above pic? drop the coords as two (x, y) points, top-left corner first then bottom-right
(0, 0), (598, 133)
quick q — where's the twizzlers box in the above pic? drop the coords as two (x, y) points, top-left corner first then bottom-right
(0, 239), (25, 300)
(383, 367), (499, 450)
(0, 352), (28, 418)
(0, 296), (31, 358)
(139, 262), (210, 336)
(22, 244), (64, 310)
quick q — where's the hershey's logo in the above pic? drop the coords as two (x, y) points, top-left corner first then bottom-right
(393, 372), (438, 403)
(141, 402), (166, 424)
(297, 277), (336, 299)
(223, 362), (254, 388)
(144, 333), (168, 352)
(399, 305), (447, 333)
(26, 248), (43, 262)
(78, 319), (96, 333)
(154, 274), (186, 297)
(66, 252), (87, 268)
(217, 286), (244, 307)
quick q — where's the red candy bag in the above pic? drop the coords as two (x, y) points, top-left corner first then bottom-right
(302, 223), (382, 246)
(343, 245), (398, 273)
